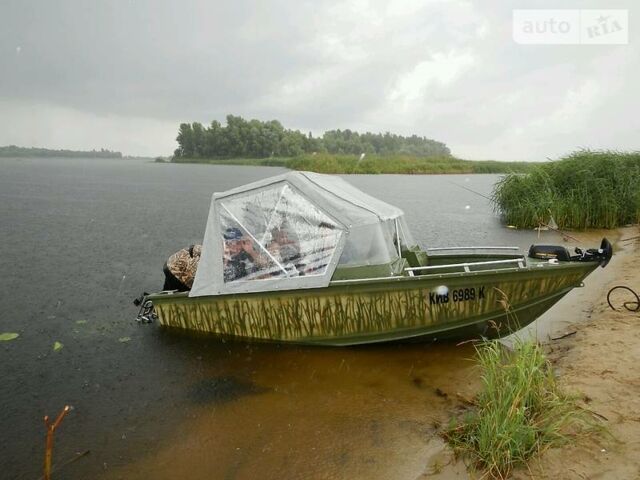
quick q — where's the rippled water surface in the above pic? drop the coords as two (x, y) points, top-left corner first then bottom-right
(1, 158), (546, 479)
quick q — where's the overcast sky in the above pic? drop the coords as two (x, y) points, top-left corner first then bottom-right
(1, 0), (638, 160)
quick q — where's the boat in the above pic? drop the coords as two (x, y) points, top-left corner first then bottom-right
(146, 171), (612, 346)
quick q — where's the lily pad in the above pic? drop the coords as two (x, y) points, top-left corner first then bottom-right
(0, 333), (19, 341)
(118, 337), (131, 343)
(53, 341), (64, 352)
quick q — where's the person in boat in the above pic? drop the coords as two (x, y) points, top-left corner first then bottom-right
(163, 244), (202, 291)
(223, 227), (266, 282)
(303, 221), (336, 275)
(267, 225), (301, 269)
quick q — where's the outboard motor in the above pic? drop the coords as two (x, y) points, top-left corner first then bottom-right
(529, 238), (612, 267)
(572, 238), (613, 267)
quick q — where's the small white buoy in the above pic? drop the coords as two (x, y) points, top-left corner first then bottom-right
(465, 205), (471, 210)
(435, 285), (449, 296)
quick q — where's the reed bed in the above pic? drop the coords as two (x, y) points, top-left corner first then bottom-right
(492, 150), (640, 229)
(444, 339), (599, 479)
(174, 154), (533, 175)
(287, 154), (532, 174)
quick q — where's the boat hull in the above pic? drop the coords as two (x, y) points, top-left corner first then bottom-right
(149, 262), (598, 346)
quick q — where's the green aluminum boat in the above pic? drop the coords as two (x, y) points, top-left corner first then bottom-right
(147, 171), (612, 346)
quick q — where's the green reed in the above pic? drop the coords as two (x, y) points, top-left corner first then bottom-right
(173, 154), (534, 174)
(493, 150), (640, 229)
(287, 153), (533, 174)
(444, 339), (599, 479)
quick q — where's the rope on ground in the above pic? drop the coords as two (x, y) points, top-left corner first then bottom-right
(607, 286), (640, 313)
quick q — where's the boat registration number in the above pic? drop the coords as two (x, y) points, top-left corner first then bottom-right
(429, 286), (485, 305)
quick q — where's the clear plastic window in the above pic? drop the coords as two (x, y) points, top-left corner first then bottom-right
(219, 183), (342, 283)
(338, 217), (414, 267)
(338, 224), (397, 266)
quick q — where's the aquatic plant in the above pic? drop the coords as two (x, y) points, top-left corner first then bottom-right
(444, 339), (600, 479)
(492, 150), (640, 229)
(0, 332), (19, 341)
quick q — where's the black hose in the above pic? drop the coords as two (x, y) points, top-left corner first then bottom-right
(607, 286), (640, 312)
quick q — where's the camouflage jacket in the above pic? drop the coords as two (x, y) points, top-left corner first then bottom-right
(166, 244), (202, 288)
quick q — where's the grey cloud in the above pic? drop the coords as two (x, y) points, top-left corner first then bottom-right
(0, 0), (638, 158)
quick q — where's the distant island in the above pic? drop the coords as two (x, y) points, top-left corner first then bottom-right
(173, 114), (451, 159)
(172, 115), (533, 174)
(0, 145), (123, 158)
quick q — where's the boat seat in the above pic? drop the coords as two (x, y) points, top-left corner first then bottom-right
(402, 249), (429, 268)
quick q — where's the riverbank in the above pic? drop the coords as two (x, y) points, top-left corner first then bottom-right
(0, 145), (123, 158)
(172, 154), (534, 175)
(521, 228), (640, 479)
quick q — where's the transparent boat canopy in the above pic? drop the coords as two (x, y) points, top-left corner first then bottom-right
(190, 171), (415, 297)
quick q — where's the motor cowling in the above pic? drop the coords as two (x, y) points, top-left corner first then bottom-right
(528, 244), (571, 262)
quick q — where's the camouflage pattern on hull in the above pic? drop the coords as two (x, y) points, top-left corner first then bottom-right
(149, 262), (597, 345)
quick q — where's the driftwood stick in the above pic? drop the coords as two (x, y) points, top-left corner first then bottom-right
(455, 393), (477, 406)
(43, 406), (71, 480)
(551, 331), (577, 341)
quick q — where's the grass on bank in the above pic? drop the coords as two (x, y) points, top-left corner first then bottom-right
(492, 150), (640, 229)
(444, 339), (600, 479)
(172, 153), (534, 175)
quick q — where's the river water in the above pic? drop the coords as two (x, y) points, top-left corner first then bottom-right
(1, 157), (552, 479)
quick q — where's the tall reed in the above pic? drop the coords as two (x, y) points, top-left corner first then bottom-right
(492, 150), (640, 229)
(444, 339), (599, 479)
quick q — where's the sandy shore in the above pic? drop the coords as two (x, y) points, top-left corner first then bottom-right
(426, 227), (640, 479)
(520, 228), (640, 479)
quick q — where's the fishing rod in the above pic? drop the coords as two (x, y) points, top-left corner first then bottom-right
(447, 180), (493, 201)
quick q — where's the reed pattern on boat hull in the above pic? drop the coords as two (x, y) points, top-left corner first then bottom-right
(154, 270), (588, 342)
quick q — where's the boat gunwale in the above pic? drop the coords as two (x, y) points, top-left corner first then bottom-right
(147, 259), (599, 302)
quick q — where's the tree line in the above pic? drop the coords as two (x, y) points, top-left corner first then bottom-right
(174, 115), (451, 159)
(0, 145), (123, 158)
